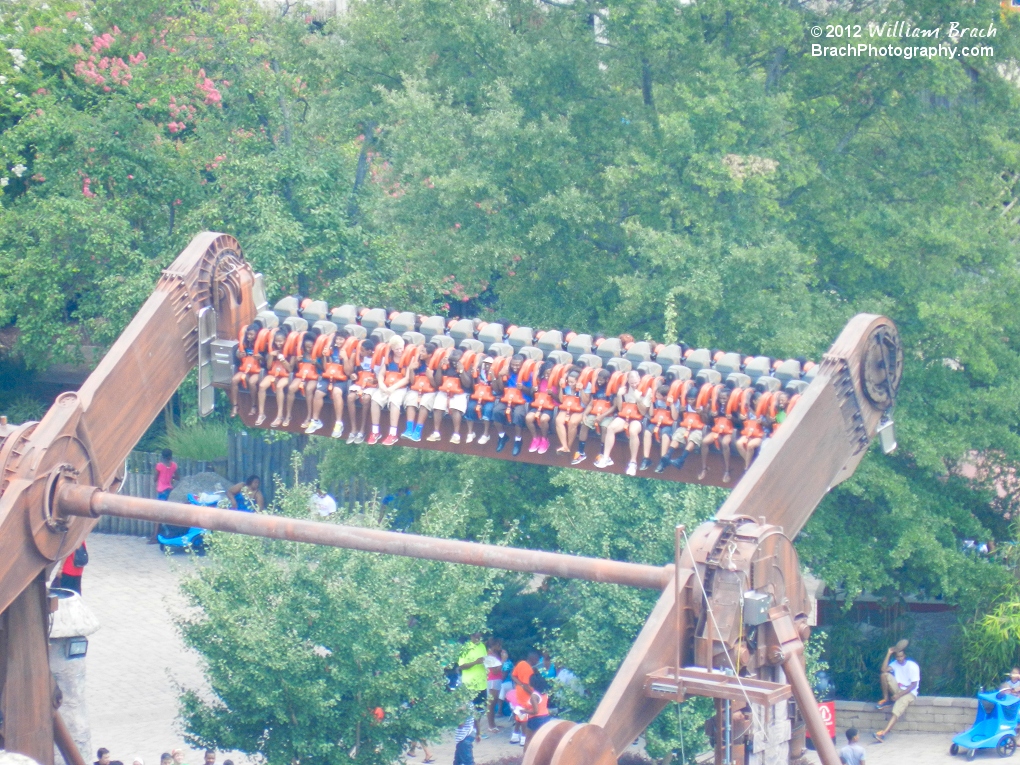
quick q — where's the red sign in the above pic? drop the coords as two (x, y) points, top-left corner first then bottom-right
(805, 701), (836, 739)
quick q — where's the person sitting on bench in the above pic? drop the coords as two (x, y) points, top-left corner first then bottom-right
(430, 349), (472, 444)
(466, 356), (497, 445)
(525, 361), (557, 455)
(572, 368), (615, 465)
(401, 342), (439, 443)
(554, 366), (585, 455)
(594, 370), (649, 476)
(493, 355), (533, 457)
(308, 328), (355, 438)
(874, 642), (919, 742)
(231, 321), (263, 418)
(256, 329), (291, 427)
(642, 384), (675, 473)
(346, 337), (378, 444)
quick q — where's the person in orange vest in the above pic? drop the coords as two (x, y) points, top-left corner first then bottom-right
(572, 368), (616, 465)
(664, 385), (708, 472)
(554, 367), (585, 454)
(641, 384), (676, 473)
(256, 329), (292, 427)
(429, 349), (473, 444)
(523, 672), (553, 749)
(345, 337), (379, 444)
(492, 355), (533, 456)
(593, 370), (649, 476)
(701, 386), (735, 483)
(401, 342), (440, 443)
(525, 362), (558, 455)
(465, 356), (497, 446)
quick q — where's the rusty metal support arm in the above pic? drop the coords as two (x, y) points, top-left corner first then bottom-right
(57, 485), (672, 590)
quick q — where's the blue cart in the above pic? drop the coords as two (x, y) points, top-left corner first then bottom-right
(157, 491), (223, 553)
(951, 691), (1019, 759)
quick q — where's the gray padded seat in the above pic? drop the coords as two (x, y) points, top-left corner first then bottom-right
(755, 375), (781, 392)
(743, 356), (772, 383)
(567, 333), (593, 359)
(695, 368), (721, 385)
(345, 323), (367, 339)
(596, 337), (622, 360)
(606, 357), (632, 373)
(432, 334), (454, 349)
(256, 310), (279, 329)
(638, 361), (662, 378)
(684, 348), (712, 373)
(666, 364), (692, 381)
(547, 350), (574, 366)
(302, 300), (329, 322)
(488, 342), (513, 358)
(331, 305), (358, 327)
(774, 359), (801, 385)
(714, 352), (742, 377)
(312, 320), (337, 335)
(361, 308), (387, 331)
(459, 338), (484, 354)
(576, 353), (602, 369)
(402, 331), (425, 347)
(804, 365), (819, 382)
(273, 296), (301, 319)
(477, 323), (505, 348)
(625, 342), (653, 364)
(519, 346), (544, 361)
(371, 327), (395, 343)
(655, 344), (683, 367)
(283, 316), (308, 333)
(449, 319), (475, 343)
(537, 330), (564, 354)
(420, 316), (447, 341)
(390, 312), (417, 334)
(785, 380), (809, 395)
(726, 372), (751, 389)
(508, 327), (534, 352)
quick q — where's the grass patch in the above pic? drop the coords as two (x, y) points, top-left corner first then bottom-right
(160, 420), (229, 461)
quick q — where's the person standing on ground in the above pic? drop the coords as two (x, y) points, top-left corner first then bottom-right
(453, 710), (476, 765)
(873, 642), (919, 742)
(839, 728), (865, 765)
(60, 542), (87, 594)
(484, 638), (503, 734)
(159, 753), (171, 765)
(202, 751), (215, 765)
(524, 673), (552, 749)
(170, 749), (186, 765)
(457, 631), (488, 742)
(228, 475), (265, 512)
(309, 485), (337, 518)
(94, 749), (110, 765)
(148, 448), (178, 543)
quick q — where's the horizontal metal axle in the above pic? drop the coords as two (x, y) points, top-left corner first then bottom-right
(56, 484), (673, 590)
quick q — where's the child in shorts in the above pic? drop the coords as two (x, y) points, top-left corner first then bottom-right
(346, 337), (378, 444)
(401, 342), (439, 442)
(429, 349), (472, 444)
(466, 356), (497, 445)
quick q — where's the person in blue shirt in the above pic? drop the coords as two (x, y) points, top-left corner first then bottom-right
(492, 355), (533, 456)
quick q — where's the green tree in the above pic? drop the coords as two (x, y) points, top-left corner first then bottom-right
(177, 479), (501, 764)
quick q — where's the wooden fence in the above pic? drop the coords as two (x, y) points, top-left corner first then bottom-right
(99, 431), (379, 535)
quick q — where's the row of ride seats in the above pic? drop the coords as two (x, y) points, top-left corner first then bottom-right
(256, 298), (817, 397)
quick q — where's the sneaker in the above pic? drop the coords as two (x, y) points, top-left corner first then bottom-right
(654, 458), (667, 473)
(496, 434), (508, 452)
(427, 431), (442, 442)
(528, 437), (540, 453)
(478, 433), (490, 445)
(537, 437), (549, 455)
(332, 422), (344, 439)
(354, 432), (365, 444)
(626, 461), (637, 476)
(346, 431), (357, 445)
(594, 455), (614, 469)
(639, 458), (652, 471)
(305, 419), (323, 434)
(466, 431), (476, 444)
(509, 733), (520, 745)
(512, 439), (523, 456)
(571, 452), (587, 465)
(519, 739), (526, 747)
(367, 432), (380, 445)
(409, 428), (422, 442)
(450, 433), (461, 444)
(382, 434), (399, 446)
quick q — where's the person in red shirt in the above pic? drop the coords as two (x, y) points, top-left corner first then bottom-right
(61, 542), (87, 594)
(149, 448), (178, 543)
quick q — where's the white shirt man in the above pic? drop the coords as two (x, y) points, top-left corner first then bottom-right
(310, 489), (336, 517)
(889, 655), (920, 697)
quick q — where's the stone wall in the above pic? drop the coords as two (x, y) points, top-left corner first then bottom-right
(833, 696), (977, 736)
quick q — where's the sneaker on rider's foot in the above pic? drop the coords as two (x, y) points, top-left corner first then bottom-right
(346, 430), (357, 445)
(426, 431), (442, 442)
(537, 437), (549, 455)
(353, 432), (365, 444)
(450, 433), (461, 444)
(332, 422), (344, 439)
(495, 434), (508, 452)
(528, 437), (540, 453)
(512, 439), (523, 456)
(639, 457), (652, 471)
(593, 455), (614, 469)
(571, 452), (587, 465)
(367, 432), (380, 445)
(466, 431), (476, 444)
(478, 433), (490, 445)
(626, 461), (637, 476)
(382, 434), (399, 446)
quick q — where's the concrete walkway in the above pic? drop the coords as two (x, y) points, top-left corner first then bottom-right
(81, 533), (967, 765)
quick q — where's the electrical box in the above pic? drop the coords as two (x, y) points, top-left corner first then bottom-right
(743, 591), (772, 627)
